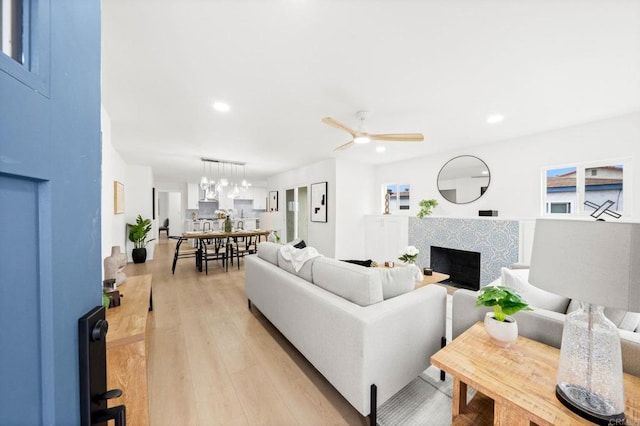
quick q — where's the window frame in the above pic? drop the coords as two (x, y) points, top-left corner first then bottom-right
(0, 0), (50, 97)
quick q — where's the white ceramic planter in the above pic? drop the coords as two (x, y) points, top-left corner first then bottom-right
(484, 312), (518, 347)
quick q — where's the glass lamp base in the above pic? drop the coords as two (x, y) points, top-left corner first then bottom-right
(556, 385), (625, 426)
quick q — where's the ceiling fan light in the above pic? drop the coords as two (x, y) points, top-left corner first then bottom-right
(354, 135), (370, 144)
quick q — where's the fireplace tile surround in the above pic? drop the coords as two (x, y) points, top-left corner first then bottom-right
(409, 217), (519, 287)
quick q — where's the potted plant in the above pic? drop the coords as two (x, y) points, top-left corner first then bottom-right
(417, 199), (438, 218)
(476, 285), (532, 347)
(128, 214), (155, 263)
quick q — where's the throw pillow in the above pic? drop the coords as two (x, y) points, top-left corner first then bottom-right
(501, 267), (570, 313)
(377, 265), (423, 300)
(293, 239), (307, 249)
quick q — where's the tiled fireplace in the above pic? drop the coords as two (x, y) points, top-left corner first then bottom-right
(409, 217), (519, 287)
(431, 246), (481, 290)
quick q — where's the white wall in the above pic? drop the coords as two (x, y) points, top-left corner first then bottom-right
(267, 159), (337, 257)
(375, 113), (640, 220)
(158, 192), (169, 221)
(101, 106), (128, 277)
(334, 158), (376, 259)
(125, 164), (157, 261)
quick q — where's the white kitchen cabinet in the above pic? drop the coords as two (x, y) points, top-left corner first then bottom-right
(251, 187), (267, 210)
(187, 183), (200, 209)
(364, 215), (408, 263)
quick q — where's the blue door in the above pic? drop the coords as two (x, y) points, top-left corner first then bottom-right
(0, 1), (101, 424)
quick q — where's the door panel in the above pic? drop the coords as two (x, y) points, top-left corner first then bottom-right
(0, 175), (45, 425)
(0, 1), (102, 423)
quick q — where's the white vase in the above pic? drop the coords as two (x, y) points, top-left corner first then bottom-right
(484, 312), (518, 347)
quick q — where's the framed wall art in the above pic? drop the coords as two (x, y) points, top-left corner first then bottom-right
(114, 181), (124, 214)
(268, 191), (279, 212)
(310, 181), (327, 223)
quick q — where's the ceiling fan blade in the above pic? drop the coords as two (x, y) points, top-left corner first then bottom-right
(333, 140), (354, 151)
(370, 133), (425, 142)
(322, 117), (357, 137)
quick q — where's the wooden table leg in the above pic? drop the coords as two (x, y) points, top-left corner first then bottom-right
(494, 400), (529, 426)
(452, 378), (468, 417)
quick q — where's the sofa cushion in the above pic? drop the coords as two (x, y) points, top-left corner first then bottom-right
(257, 241), (281, 266)
(501, 267), (570, 313)
(566, 299), (640, 332)
(377, 265), (423, 300)
(277, 247), (318, 282)
(312, 257), (383, 306)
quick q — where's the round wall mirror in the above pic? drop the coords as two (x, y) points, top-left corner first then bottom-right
(437, 155), (491, 204)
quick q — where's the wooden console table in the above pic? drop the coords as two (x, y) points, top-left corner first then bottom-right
(431, 322), (640, 425)
(106, 274), (152, 426)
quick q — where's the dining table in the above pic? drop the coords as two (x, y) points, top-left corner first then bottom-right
(181, 229), (271, 272)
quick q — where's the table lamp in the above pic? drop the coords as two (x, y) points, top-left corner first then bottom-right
(528, 219), (640, 425)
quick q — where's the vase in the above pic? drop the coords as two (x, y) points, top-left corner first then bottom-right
(484, 312), (518, 347)
(104, 246), (127, 286)
(132, 247), (147, 264)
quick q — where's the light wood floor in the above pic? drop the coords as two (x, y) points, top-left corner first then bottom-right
(125, 237), (367, 425)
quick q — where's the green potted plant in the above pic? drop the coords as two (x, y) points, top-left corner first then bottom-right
(417, 199), (438, 218)
(128, 214), (155, 263)
(476, 286), (532, 347)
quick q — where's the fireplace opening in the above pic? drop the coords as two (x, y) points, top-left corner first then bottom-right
(430, 246), (480, 291)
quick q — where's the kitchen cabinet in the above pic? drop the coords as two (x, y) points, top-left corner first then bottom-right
(251, 187), (267, 210)
(187, 183), (200, 209)
(364, 215), (408, 263)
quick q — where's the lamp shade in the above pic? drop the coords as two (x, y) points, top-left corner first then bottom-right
(528, 219), (640, 312)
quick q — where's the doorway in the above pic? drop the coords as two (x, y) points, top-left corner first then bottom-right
(158, 191), (183, 237)
(285, 186), (309, 243)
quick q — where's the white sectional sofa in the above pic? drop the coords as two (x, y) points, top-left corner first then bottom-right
(452, 267), (640, 376)
(245, 242), (447, 424)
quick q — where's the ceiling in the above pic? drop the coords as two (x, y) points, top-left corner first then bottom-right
(101, 0), (640, 186)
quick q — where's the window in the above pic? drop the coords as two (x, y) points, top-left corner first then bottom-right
(542, 160), (628, 217)
(546, 202), (572, 214)
(1, 0), (24, 64)
(0, 0), (49, 97)
(385, 184), (410, 212)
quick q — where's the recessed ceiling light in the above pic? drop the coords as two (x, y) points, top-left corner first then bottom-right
(376, 146), (386, 153)
(213, 101), (230, 112)
(487, 114), (504, 124)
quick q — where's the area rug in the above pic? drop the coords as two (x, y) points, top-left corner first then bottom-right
(377, 366), (476, 426)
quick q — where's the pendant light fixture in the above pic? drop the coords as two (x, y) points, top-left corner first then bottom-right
(199, 161), (209, 190)
(200, 157), (247, 199)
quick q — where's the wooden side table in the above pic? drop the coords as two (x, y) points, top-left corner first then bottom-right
(106, 274), (152, 426)
(416, 271), (450, 289)
(431, 322), (640, 425)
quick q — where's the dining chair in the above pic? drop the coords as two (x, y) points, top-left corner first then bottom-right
(171, 236), (199, 274)
(159, 218), (169, 236)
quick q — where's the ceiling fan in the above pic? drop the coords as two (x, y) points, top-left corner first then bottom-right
(322, 110), (424, 151)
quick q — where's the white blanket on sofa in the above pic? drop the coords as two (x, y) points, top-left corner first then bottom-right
(279, 245), (322, 272)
